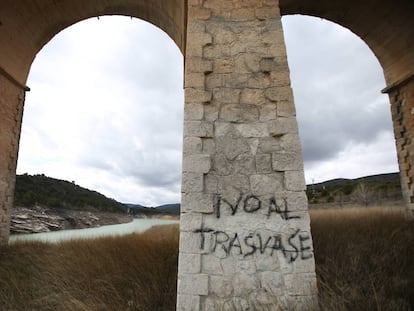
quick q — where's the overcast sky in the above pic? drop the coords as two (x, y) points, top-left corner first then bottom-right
(16, 15), (399, 206)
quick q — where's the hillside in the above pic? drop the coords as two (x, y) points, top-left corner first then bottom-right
(306, 172), (402, 206)
(14, 174), (126, 213)
(126, 203), (180, 217)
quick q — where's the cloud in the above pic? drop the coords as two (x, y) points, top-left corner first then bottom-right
(282, 15), (398, 181)
(16, 15), (399, 205)
(19, 16), (184, 206)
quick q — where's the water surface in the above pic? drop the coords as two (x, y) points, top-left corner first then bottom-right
(9, 218), (179, 244)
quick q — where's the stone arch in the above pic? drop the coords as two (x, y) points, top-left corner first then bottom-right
(0, 0), (185, 85)
(0, 0), (185, 244)
(279, 0), (414, 86)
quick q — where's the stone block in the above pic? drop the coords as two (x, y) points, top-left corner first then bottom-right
(202, 254), (223, 275)
(272, 152), (303, 171)
(185, 88), (212, 103)
(235, 123), (268, 137)
(277, 100), (296, 117)
(210, 275), (234, 297)
(176, 294), (201, 311)
(223, 73), (250, 88)
(256, 254), (280, 271)
(259, 57), (276, 73)
(259, 103), (277, 121)
(213, 153), (233, 175)
(233, 273), (260, 296)
(256, 153), (272, 173)
(268, 118), (298, 137)
(188, 6), (212, 19)
(284, 171), (306, 191)
(260, 271), (285, 296)
(186, 58), (213, 74)
(183, 154), (211, 173)
(178, 273), (209, 295)
(233, 154), (256, 174)
(284, 273), (318, 296)
(219, 104), (259, 123)
(182, 172), (204, 192)
(216, 137), (250, 160)
(183, 137), (203, 154)
(284, 191), (308, 211)
(204, 104), (219, 121)
(235, 53), (261, 73)
(280, 134), (302, 152)
(258, 137), (282, 153)
(179, 253), (201, 274)
(240, 88), (266, 105)
(180, 213), (203, 232)
(264, 86), (293, 102)
(184, 121), (214, 138)
(218, 174), (250, 193)
(213, 88), (241, 104)
(184, 103), (204, 120)
(213, 58), (234, 74)
(182, 192), (214, 214)
(185, 73), (206, 88)
(179, 231), (204, 254)
(250, 173), (283, 195)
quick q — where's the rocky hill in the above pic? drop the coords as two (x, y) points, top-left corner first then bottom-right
(14, 173), (126, 213)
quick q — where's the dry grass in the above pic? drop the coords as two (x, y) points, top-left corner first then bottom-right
(0, 225), (179, 311)
(311, 206), (414, 310)
(0, 207), (413, 310)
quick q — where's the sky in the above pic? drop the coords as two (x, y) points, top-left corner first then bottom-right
(16, 15), (399, 206)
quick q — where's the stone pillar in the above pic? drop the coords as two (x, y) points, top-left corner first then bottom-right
(177, 0), (318, 310)
(0, 74), (26, 245)
(387, 77), (414, 215)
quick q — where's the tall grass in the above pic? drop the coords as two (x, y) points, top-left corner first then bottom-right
(0, 208), (413, 310)
(0, 225), (179, 311)
(311, 207), (414, 310)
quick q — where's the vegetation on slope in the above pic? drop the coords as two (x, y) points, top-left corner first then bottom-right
(0, 207), (412, 310)
(14, 174), (126, 213)
(306, 172), (402, 205)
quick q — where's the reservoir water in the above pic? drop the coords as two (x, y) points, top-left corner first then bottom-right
(9, 218), (179, 244)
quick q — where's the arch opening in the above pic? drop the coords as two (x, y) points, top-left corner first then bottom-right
(282, 15), (399, 201)
(17, 16), (184, 207)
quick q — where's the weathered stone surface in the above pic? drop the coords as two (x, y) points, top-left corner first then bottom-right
(284, 170), (306, 191)
(183, 137), (203, 154)
(250, 173), (283, 195)
(268, 118), (298, 137)
(178, 253), (201, 274)
(182, 193), (214, 214)
(272, 151), (303, 171)
(178, 274), (209, 295)
(182, 172), (204, 192)
(183, 154), (211, 173)
(184, 121), (214, 138)
(256, 153), (272, 173)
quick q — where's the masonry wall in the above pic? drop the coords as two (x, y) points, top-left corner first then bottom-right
(389, 78), (414, 215)
(177, 0), (318, 309)
(0, 76), (25, 244)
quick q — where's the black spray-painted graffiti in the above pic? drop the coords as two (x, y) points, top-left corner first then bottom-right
(194, 224), (312, 262)
(214, 193), (300, 220)
(192, 193), (313, 262)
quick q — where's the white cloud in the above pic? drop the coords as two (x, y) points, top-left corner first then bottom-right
(17, 15), (399, 205)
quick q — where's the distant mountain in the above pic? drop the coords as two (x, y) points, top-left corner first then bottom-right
(125, 203), (180, 216)
(14, 174), (126, 213)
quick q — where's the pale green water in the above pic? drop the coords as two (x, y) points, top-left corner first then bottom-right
(8, 218), (179, 244)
